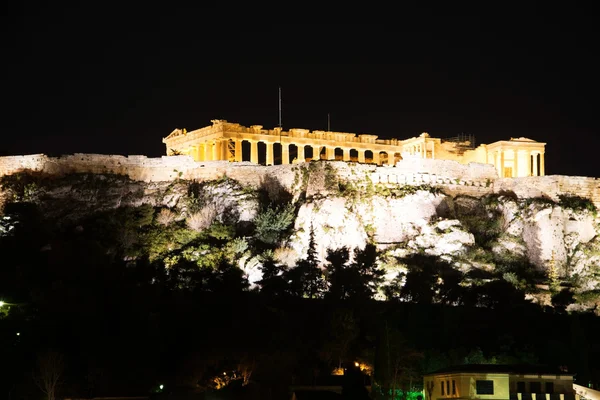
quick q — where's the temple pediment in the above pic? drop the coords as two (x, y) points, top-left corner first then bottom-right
(510, 137), (537, 142)
(164, 128), (186, 140)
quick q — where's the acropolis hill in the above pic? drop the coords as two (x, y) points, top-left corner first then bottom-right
(0, 119), (598, 206)
(2, 120), (600, 309)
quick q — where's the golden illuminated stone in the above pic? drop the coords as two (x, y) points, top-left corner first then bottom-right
(163, 120), (546, 176)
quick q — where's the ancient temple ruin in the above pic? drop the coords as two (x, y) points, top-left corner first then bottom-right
(163, 120), (546, 177)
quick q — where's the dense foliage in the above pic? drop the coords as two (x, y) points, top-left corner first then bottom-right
(1, 172), (599, 399)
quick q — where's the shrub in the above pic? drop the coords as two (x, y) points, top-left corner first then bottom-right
(206, 221), (236, 240)
(254, 203), (296, 245)
(186, 204), (218, 231)
(274, 246), (298, 267)
(156, 208), (177, 226)
(558, 194), (596, 213)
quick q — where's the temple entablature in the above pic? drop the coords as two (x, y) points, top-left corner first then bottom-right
(162, 120), (546, 176)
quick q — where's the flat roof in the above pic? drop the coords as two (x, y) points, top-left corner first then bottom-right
(424, 364), (572, 376)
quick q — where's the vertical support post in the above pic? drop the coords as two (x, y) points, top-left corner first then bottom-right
(235, 139), (243, 162)
(281, 143), (289, 164)
(343, 148), (350, 161)
(266, 142), (273, 165)
(250, 141), (258, 164)
(358, 150), (365, 163)
(297, 145), (305, 162)
(204, 141), (212, 161)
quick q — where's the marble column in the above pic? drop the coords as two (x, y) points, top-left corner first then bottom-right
(500, 150), (505, 177)
(372, 151), (380, 165)
(312, 145), (321, 161)
(431, 142), (435, 159)
(266, 142), (273, 165)
(343, 148), (351, 161)
(212, 140), (220, 161)
(235, 139), (242, 162)
(218, 139), (229, 161)
(358, 150), (365, 163)
(297, 145), (305, 162)
(250, 141), (258, 164)
(532, 152), (539, 176)
(540, 152), (545, 176)
(204, 141), (212, 161)
(281, 143), (289, 164)
(494, 151), (500, 176)
(225, 139), (235, 161)
(326, 147), (335, 160)
(198, 143), (205, 161)
(513, 150), (518, 178)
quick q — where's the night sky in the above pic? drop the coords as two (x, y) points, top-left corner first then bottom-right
(2, 6), (598, 177)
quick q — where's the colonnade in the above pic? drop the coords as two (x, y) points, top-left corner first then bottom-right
(186, 138), (400, 165)
(488, 149), (545, 177)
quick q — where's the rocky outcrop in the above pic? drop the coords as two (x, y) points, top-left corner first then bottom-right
(2, 161), (600, 309)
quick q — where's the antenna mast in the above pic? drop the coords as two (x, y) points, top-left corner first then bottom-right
(278, 86), (282, 128)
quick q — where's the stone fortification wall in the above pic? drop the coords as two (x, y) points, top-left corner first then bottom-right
(1, 154), (599, 205)
(0, 154), (49, 175)
(495, 175), (600, 207)
(0, 154), (497, 183)
(0, 153), (299, 190)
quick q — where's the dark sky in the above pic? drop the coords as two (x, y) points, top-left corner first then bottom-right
(1, 5), (598, 177)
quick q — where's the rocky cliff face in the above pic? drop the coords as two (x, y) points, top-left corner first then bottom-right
(1, 162), (599, 312)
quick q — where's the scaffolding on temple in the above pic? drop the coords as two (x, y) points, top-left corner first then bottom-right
(441, 133), (476, 155)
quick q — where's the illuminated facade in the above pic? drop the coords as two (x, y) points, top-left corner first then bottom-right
(163, 120), (546, 177)
(424, 365), (577, 400)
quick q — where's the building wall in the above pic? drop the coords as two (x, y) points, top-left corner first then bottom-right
(425, 373), (575, 400)
(508, 374), (574, 395)
(425, 373), (510, 400)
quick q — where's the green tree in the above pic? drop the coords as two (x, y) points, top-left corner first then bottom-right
(350, 243), (384, 299)
(325, 247), (352, 300)
(257, 251), (289, 298)
(253, 203), (295, 245)
(325, 244), (383, 301)
(399, 254), (439, 304)
(286, 225), (326, 298)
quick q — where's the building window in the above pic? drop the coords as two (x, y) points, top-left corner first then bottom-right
(476, 380), (494, 395)
(530, 382), (542, 393)
(452, 380), (456, 395)
(517, 382), (526, 393)
(545, 382), (554, 394)
(442, 381), (445, 396)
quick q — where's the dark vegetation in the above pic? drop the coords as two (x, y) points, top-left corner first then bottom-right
(0, 173), (599, 399)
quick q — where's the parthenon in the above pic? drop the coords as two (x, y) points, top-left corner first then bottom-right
(163, 120), (546, 177)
